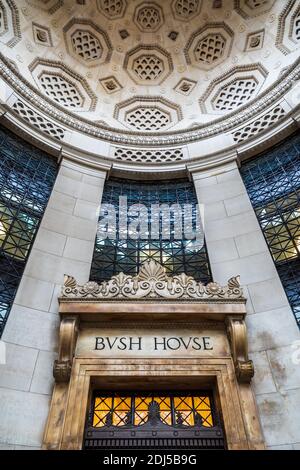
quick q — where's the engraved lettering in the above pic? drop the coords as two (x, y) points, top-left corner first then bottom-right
(192, 337), (202, 350)
(179, 336), (192, 349)
(203, 336), (213, 350)
(106, 337), (119, 349)
(95, 337), (105, 350)
(166, 337), (181, 350)
(129, 337), (142, 350)
(154, 337), (167, 350)
(117, 337), (127, 350)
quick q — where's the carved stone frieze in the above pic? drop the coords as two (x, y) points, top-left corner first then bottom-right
(60, 260), (245, 302)
(113, 146), (184, 163)
(12, 99), (65, 141)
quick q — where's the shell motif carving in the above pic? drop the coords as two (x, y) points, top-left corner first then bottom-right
(60, 260), (245, 302)
(137, 259), (167, 282)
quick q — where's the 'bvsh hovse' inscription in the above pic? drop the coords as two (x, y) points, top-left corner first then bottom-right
(75, 328), (228, 358)
(95, 336), (213, 351)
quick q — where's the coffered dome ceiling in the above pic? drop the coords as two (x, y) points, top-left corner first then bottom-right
(0, 0), (299, 138)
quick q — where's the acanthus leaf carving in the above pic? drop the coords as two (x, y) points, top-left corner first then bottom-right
(60, 260), (245, 302)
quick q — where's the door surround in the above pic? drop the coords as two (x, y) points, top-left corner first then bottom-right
(42, 261), (265, 450)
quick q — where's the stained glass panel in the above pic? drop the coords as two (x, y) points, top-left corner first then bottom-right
(240, 132), (300, 327)
(0, 125), (57, 336)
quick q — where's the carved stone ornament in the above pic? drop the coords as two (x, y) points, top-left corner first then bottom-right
(226, 317), (254, 383)
(0, 54), (299, 146)
(53, 316), (79, 383)
(60, 260), (244, 303)
(53, 359), (72, 383)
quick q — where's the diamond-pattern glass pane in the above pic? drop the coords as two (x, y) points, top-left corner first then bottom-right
(0, 125), (57, 335)
(91, 392), (214, 428)
(90, 178), (212, 283)
(135, 396), (172, 426)
(240, 132), (300, 327)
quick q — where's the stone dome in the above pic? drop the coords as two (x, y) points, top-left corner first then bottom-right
(0, 0), (299, 170)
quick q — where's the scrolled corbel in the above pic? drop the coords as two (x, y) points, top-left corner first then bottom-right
(53, 316), (79, 383)
(226, 316), (254, 383)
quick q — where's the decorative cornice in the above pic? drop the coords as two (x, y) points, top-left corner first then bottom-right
(0, 53), (299, 146)
(80, 321), (225, 329)
(60, 260), (245, 302)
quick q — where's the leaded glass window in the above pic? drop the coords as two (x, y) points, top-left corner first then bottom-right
(90, 178), (212, 283)
(84, 391), (224, 449)
(240, 132), (300, 327)
(92, 393), (213, 428)
(0, 125), (57, 335)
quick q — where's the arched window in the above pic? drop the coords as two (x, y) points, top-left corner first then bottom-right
(241, 133), (300, 327)
(0, 126), (58, 335)
(90, 177), (212, 283)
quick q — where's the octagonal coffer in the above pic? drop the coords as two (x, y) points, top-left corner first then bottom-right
(114, 96), (182, 131)
(96, 0), (127, 19)
(133, 2), (164, 32)
(199, 64), (268, 114)
(171, 0), (202, 21)
(235, 0), (275, 19)
(184, 22), (234, 71)
(63, 19), (112, 67)
(124, 45), (173, 85)
(29, 59), (97, 111)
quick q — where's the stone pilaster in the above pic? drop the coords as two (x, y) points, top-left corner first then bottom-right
(192, 161), (300, 449)
(0, 159), (107, 449)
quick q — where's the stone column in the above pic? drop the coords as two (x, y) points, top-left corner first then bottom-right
(0, 159), (107, 449)
(192, 161), (300, 450)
